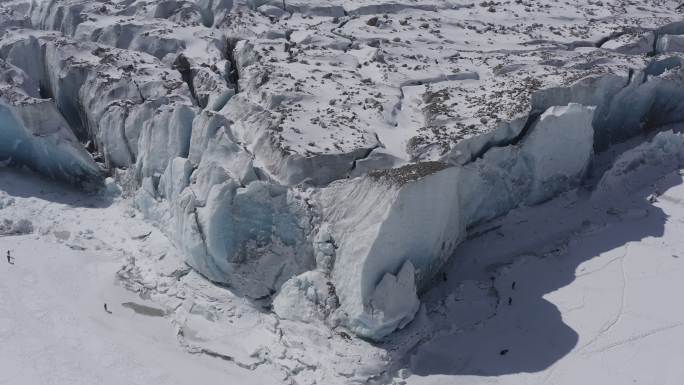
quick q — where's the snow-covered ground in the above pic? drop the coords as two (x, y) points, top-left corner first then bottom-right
(0, 169), (282, 384)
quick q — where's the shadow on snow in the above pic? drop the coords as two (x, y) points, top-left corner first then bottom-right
(404, 171), (681, 377)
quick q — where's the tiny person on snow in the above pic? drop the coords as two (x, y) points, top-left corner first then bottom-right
(6, 250), (14, 265)
(104, 303), (112, 314)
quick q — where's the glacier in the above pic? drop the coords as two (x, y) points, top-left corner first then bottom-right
(2, 0), (684, 345)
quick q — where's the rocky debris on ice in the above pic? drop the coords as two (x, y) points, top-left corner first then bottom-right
(29, 0), (236, 110)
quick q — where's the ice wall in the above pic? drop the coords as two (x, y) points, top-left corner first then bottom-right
(0, 60), (102, 187)
(531, 59), (684, 151)
(460, 104), (595, 226)
(133, 106), (315, 298)
(137, 165), (315, 298)
(445, 59), (684, 167)
(310, 104), (595, 339)
(593, 130), (684, 202)
(316, 163), (463, 338)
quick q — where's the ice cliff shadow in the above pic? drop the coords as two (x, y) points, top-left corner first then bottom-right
(404, 171), (682, 378)
(0, 168), (113, 208)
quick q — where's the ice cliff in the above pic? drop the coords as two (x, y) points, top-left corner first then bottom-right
(0, 59), (102, 187)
